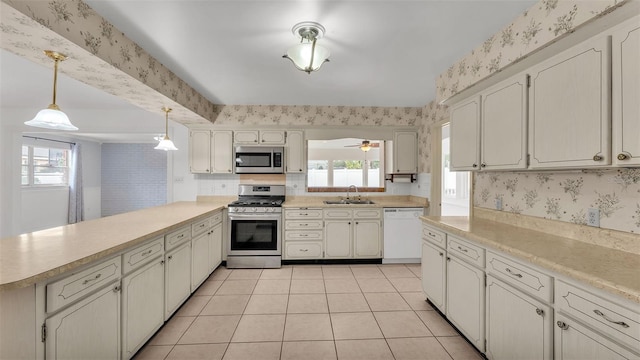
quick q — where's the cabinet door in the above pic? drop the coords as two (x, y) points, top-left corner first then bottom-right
(481, 75), (528, 170)
(612, 16), (640, 166)
(234, 130), (259, 144)
(529, 36), (611, 169)
(286, 130), (306, 173)
(555, 314), (639, 360)
(209, 223), (223, 272)
(393, 131), (418, 173)
(260, 130), (286, 145)
(191, 232), (210, 291)
(122, 259), (164, 359)
(450, 96), (481, 171)
(486, 275), (552, 360)
(212, 131), (233, 173)
(422, 240), (446, 312)
(353, 220), (381, 258)
(446, 255), (485, 352)
(189, 130), (211, 174)
(45, 283), (120, 360)
(165, 242), (191, 319)
(324, 220), (352, 258)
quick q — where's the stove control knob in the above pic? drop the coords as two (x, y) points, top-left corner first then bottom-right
(239, 208), (246, 213)
(251, 207), (258, 212)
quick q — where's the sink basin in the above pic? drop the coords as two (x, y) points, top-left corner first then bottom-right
(323, 199), (376, 205)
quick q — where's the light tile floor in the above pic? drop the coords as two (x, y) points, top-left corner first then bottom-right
(134, 264), (484, 360)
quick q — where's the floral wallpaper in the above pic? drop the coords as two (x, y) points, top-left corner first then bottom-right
(474, 169), (640, 234)
(418, 100), (449, 174)
(0, 0), (216, 125)
(436, 0), (629, 102)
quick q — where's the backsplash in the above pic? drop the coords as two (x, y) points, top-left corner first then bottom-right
(474, 169), (640, 234)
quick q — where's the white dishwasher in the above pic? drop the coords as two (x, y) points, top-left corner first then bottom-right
(383, 208), (424, 264)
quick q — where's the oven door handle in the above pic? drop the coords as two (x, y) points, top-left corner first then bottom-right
(228, 213), (282, 221)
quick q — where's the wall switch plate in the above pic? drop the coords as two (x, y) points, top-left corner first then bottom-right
(587, 208), (600, 227)
(495, 198), (503, 211)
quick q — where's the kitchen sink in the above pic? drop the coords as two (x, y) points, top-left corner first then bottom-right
(323, 199), (376, 205)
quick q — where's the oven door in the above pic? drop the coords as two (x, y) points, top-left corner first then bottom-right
(228, 213), (281, 256)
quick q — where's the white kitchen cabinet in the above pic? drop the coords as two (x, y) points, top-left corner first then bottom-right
(284, 208), (323, 259)
(211, 131), (233, 173)
(446, 254), (485, 352)
(386, 131), (418, 174)
(529, 35), (611, 169)
(450, 96), (481, 170)
(480, 74), (528, 170)
(45, 283), (120, 360)
(191, 232), (210, 292)
(260, 130), (286, 145)
(209, 222), (223, 272)
(324, 220), (352, 258)
(421, 239), (446, 312)
(285, 130), (305, 173)
(612, 16), (640, 167)
(485, 275), (552, 360)
(121, 259), (164, 359)
(555, 313), (639, 360)
(353, 219), (382, 258)
(164, 241), (191, 319)
(189, 130), (233, 174)
(234, 130), (259, 144)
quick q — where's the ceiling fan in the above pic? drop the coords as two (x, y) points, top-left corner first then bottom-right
(344, 140), (379, 152)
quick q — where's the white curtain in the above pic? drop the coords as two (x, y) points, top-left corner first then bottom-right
(68, 143), (84, 224)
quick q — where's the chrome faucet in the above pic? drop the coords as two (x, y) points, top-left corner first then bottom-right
(346, 185), (358, 200)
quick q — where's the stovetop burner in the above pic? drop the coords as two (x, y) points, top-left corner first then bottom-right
(229, 198), (284, 207)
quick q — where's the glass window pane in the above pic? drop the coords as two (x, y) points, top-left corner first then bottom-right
(333, 160), (363, 187)
(307, 160), (328, 187)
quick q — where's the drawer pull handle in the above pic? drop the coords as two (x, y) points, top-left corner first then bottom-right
(82, 273), (102, 285)
(457, 246), (468, 253)
(593, 310), (630, 328)
(557, 321), (569, 330)
(300, 223), (309, 226)
(177, 234), (184, 239)
(505, 268), (523, 278)
(300, 249), (308, 252)
(536, 308), (544, 316)
(142, 249), (153, 257)
(299, 234), (309, 237)
(300, 213), (308, 216)
(428, 232), (434, 236)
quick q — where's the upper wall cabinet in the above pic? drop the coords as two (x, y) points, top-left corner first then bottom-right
(481, 74), (528, 170)
(612, 15), (640, 166)
(285, 130), (305, 173)
(528, 35), (611, 169)
(189, 130), (233, 174)
(450, 96), (480, 171)
(211, 131), (233, 173)
(234, 130), (286, 145)
(385, 131), (418, 174)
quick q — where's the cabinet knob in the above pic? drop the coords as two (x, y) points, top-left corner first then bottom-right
(481, 163), (486, 168)
(592, 154), (603, 161)
(439, 252), (443, 257)
(617, 153), (630, 161)
(228, 169), (232, 172)
(356, 222), (359, 225)
(160, 260), (165, 265)
(113, 285), (121, 293)
(446, 257), (451, 261)
(472, 164), (478, 168)
(556, 321), (569, 330)
(536, 308), (544, 316)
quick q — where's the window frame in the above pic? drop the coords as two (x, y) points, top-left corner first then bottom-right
(21, 143), (71, 188)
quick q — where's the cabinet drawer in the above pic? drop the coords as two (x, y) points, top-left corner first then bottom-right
(123, 237), (164, 274)
(191, 217), (211, 237)
(447, 235), (484, 268)
(285, 208), (323, 219)
(285, 230), (324, 241)
(285, 220), (323, 230)
(211, 212), (223, 226)
(422, 224), (446, 248)
(46, 257), (121, 313)
(354, 209), (381, 219)
(324, 209), (353, 219)
(556, 280), (640, 350)
(285, 241), (323, 259)
(165, 226), (191, 250)
(486, 251), (552, 302)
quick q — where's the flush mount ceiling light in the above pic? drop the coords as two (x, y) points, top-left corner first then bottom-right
(155, 107), (178, 151)
(283, 21), (330, 74)
(25, 50), (78, 131)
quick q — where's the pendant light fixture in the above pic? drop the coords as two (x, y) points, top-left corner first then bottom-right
(25, 50), (78, 131)
(283, 21), (330, 74)
(155, 107), (178, 151)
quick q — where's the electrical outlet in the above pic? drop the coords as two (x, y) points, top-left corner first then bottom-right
(495, 198), (503, 211)
(587, 208), (600, 227)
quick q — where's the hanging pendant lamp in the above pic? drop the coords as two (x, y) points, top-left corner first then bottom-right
(155, 107), (178, 151)
(283, 21), (330, 74)
(25, 50), (78, 131)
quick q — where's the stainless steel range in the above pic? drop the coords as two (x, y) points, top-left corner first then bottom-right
(227, 184), (285, 269)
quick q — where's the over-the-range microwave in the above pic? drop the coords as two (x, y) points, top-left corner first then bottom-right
(234, 146), (284, 174)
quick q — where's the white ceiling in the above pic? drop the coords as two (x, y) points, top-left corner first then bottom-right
(1, 1), (535, 141)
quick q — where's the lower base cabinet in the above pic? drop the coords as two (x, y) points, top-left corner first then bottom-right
(165, 242), (192, 319)
(122, 259), (165, 359)
(45, 283), (121, 359)
(486, 275), (552, 360)
(209, 223), (223, 272)
(191, 232), (210, 292)
(421, 240), (446, 312)
(353, 220), (382, 258)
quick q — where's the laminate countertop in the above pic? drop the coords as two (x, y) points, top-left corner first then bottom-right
(421, 215), (640, 304)
(0, 201), (227, 292)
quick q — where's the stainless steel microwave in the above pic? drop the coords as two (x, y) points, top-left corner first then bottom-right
(234, 146), (284, 174)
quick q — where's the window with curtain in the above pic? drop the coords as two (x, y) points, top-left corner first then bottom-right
(21, 145), (70, 186)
